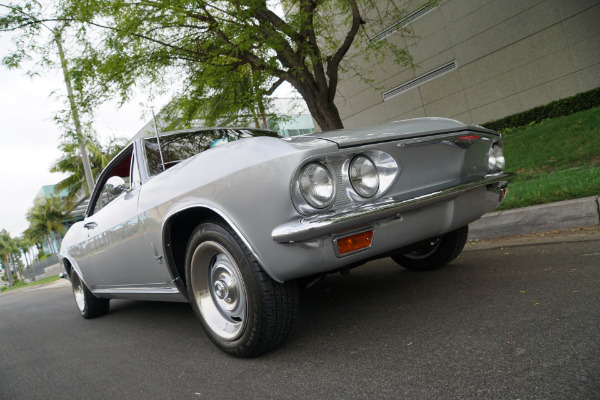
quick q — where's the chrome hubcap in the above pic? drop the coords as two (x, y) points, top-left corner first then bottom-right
(191, 241), (247, 341)
(210, 260), (244, 319)
(214, 280), (228, 300)
(72, 273), (86, 312)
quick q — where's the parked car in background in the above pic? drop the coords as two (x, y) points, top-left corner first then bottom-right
(60, 118), (510, 357)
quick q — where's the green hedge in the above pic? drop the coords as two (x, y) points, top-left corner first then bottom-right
(483, 87), (600, 132)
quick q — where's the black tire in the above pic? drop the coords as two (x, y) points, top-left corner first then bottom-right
(391, 225), (469, 271)
(70, 269), (110, 319)
(185, 220), (299, 358)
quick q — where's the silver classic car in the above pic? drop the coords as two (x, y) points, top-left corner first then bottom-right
(60, 117), (510, 357)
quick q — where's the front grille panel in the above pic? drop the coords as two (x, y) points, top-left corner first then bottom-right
(327, 160), (353, 209)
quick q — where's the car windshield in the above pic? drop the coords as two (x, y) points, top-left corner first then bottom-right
(144, 128), (279, 176)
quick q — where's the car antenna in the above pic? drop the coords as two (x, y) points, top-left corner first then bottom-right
(152, 108), (166, 171)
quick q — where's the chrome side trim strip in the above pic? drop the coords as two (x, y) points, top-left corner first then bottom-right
(272, 173), (511, 244)
(92, 284), (181, 295)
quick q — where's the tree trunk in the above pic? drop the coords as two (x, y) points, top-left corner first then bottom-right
(251, 108), (260, 128)
(47, 235), (56, 255)
(305, 96), (344, 131)
(55, 31), (95, 196)
(258, 98), (268, 129)
(292, 82), (344, 131)
(22, 250), (30, 269)
(2, 257), (14, 287)
(12, 255), (23, 280)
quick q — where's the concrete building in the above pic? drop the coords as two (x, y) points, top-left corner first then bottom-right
(334, 0), (600, 129)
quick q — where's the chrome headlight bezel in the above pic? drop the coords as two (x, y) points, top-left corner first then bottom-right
(291, 151), (399, 215)
(349, 155), (380, 198)
(296, 162), (336, 210)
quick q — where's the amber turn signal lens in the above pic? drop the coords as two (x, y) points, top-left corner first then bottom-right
(337, 230), (373, 255)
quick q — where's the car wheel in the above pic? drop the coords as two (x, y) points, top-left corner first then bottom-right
(391, 225), (469, 271)
(70, 269), (110, 318)
(186, 221), (299, 357)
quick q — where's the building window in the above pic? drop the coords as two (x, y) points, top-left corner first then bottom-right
(382, 60), (457, 101)
(369, 2), (438, 44)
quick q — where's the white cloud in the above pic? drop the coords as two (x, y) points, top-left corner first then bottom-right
(0, 35), (169, 237)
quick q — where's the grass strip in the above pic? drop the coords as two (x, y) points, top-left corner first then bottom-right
(500, 166), (600, 209)
(1, 275), (61, 293)
(498, 106), (600, 210)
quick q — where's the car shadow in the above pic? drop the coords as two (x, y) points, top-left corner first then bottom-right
(91, 256), (481, 356)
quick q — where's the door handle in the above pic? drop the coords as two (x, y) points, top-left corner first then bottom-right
(84, 222), (98, 230)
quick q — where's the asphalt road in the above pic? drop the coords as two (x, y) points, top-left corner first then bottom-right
(1, 235), (599, 399)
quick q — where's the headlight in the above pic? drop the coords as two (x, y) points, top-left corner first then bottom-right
(298, 162), (335, 209)
(487, 143), (505, 173)
(349, 155), (379, 198)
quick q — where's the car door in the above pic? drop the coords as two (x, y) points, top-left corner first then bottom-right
(83, 144), (168, 288)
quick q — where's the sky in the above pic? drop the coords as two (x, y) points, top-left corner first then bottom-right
(0, 29), (298, 239)
(0, 33), (171, 238)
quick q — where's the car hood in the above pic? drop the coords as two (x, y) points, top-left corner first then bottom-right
(302, 117), (494, 148)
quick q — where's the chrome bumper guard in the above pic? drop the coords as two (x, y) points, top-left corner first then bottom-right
(272, 173), (511, 244)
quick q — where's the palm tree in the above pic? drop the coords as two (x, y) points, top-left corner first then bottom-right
(0, 230), (19, 287)
(16, 237), (34, 279)
(51, 134), (126, 205)
(26, 195), (71, 255)
(24, 221), (48, 257)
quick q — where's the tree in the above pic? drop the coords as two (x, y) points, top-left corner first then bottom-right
(160, 64), (276, 129)
(2, 0), (426, 131)
(25, 195), (71, 255)
(51, 134), (126, 205)
(0, 229), (18, 287)
(16, 236), (34, 280)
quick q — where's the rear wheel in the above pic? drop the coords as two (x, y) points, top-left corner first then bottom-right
(186, 221), (299, 357)
(70, 270), (110, 318)
(392, 225), (469, 271)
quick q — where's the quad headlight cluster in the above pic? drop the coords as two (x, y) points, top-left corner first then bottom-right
(298, 162), (335, 209)
(297, 155), (382, 211)
(349, 155), (379, 198)
(487, 142), (505, 173)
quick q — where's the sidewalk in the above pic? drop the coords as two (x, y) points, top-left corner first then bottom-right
(468, 195), (600, 240)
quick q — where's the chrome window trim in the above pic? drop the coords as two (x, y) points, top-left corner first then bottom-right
(86, 144), (135, 217)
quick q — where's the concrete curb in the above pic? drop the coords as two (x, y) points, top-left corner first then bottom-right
(24, 263), (63, 284)
(469, 195), (600, 240)
(0, 278), (70, 296)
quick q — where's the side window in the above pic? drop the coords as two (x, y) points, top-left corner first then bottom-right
(90, 147), (133, 215)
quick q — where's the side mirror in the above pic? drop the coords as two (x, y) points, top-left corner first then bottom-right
(106, 176), (126, 196)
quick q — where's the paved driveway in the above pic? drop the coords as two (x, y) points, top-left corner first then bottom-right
(1, 232), (598, 399)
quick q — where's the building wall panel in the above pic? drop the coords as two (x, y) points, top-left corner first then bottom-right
(330, 0), (600, 129)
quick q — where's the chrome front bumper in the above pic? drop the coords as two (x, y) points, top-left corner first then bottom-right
(272, 173), (511, 244)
